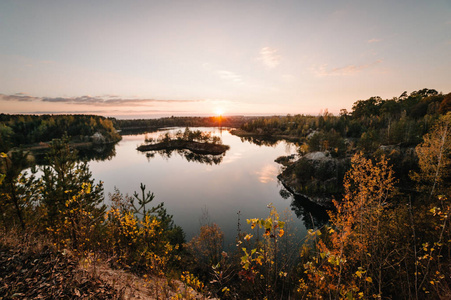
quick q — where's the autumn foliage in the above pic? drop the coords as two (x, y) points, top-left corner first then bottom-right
(1, 104), (451, 299)
(299, 149), (451, 299)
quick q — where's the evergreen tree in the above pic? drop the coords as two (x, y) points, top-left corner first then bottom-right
(40, 137), (105, 248)
(0, 150), (37, 230)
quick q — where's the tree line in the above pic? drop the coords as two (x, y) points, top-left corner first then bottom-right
(240, 89), (451, 150)
(115, 115), (257, 133)
(239, 89), (451, 198)
(0, 114), (121, 152)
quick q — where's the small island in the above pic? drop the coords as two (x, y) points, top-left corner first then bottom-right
(137, 127), (230, 155)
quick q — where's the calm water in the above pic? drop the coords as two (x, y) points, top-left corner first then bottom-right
(88, 127), (327, 246)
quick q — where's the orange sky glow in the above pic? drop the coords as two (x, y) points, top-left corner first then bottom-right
(1, 1), (450, 118)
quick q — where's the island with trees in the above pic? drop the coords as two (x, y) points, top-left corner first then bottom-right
(137, 127), (230, 155)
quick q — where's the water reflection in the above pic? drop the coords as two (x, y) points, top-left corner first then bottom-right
(255, 164), (279, 183)
(78, 143), (117, 161)
(139, 127), (229, 165)
(33, 142), (117, 165)
(279, 187), (329, 229)
(238, 135), (300, 157)
(87, 128), (328, 244)
(145, 149), (226, 165)
(239, 136), (280, 147)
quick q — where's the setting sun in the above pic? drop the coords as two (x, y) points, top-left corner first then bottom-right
(1, 1), (450, 298)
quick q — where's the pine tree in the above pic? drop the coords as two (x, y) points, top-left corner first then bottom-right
(40, 137), (105, 249)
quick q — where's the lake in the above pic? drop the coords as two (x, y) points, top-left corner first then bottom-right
(88, 127), (328, 247)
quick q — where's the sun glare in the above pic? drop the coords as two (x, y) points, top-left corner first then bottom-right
(214, 108), (224, 117)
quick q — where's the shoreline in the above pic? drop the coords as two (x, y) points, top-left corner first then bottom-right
(229, 128), (302, 143)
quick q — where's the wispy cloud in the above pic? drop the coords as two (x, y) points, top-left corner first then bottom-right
(258, 47), (281, 68)
(0, 94), (203, 106)
(21, 109), (192, 115)
(217, 70), (243, 83)
(367, 38), (382, 43)
(254, 164), (278, 183)
(221, 152), (243, 165)
(0, 93), (37, 102)
(313, 60), (382, 77)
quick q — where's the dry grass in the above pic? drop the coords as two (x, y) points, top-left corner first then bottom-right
(0, 229), (213, 300)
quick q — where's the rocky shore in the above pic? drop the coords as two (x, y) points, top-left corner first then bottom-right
(276, 151), (350, 208)
(277, 174), (334, 208)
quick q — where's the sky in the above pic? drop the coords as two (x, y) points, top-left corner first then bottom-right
(0, 0), (450, 119)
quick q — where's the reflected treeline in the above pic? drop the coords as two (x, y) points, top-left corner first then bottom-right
(239, 136), (281, 147)
(33, 142), (117, 165)
(77, 143), (117, 162)
(119, 128), (159, 135)
(145, 149), (226, 165)
(279, 187), (330, 229)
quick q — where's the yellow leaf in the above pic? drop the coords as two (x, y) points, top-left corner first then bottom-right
(366, 277), (372, 283)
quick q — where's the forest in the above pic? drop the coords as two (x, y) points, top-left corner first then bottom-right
(0, 114), (121, 153)
(115, 115), (255, 134)
(238, 89), (451, 203)
(0, 88), (450, 299)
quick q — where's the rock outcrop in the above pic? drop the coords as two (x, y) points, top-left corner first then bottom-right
(276, 151), (350, 207)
